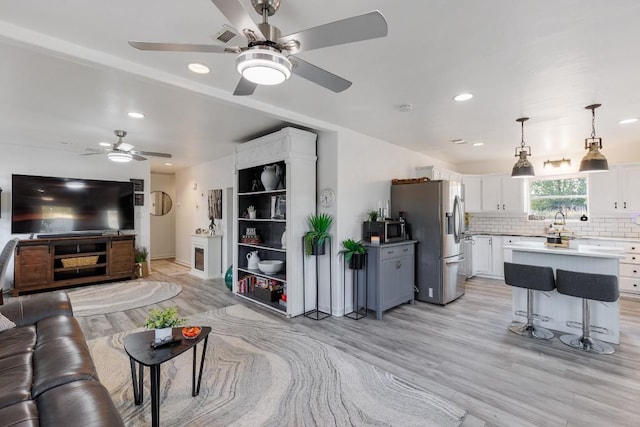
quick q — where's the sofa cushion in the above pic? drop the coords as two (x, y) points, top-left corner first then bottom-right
(0, 400), (39, 427)
(37, 379), (125, 427)
(0, 353), (33, 410)
(36, 315), (85, 346)
(32, 336), (98, 398)
(0, 325), (37, 360)
(0, 313), (16, 332)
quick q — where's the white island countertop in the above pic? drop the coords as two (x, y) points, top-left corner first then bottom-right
(504, 242), (625, 259)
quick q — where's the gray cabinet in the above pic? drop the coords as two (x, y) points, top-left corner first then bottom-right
(366, 241), (416, 319)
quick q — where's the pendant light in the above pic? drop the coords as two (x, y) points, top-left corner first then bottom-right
(579, 103), (609, 172)
(511, 117), (535, 178)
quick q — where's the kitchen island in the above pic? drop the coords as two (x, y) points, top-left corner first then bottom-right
(504, 243), (625, 344)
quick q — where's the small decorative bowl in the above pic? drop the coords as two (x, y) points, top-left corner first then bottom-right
(181, 326), (201, 339)
(257, 260), (284, 274)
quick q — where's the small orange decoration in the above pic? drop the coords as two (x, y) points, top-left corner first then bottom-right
(181, 326), (201, 339)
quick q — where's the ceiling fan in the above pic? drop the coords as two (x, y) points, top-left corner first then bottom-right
(128, 0), (388, 96)
(82, 130), (172, 163)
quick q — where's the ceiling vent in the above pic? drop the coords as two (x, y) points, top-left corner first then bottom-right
(213, 25), (240, 44)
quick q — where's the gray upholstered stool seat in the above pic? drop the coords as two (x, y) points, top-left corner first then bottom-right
(555, 269), (619, 355)
(504, 262), (556, 339)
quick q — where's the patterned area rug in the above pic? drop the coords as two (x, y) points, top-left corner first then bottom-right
(88, 305), (468, 426)
(68, 281), (182, 316)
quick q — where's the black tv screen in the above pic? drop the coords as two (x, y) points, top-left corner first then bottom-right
(11, 174), (135, 235)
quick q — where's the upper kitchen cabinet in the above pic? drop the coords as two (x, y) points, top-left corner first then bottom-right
(416, 165), (462, 183)
(462, 176), (482, 212)
(589, 165), (640, 214)
(481, 175), (525, 214)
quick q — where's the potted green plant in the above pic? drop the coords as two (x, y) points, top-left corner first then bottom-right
(366, 209), (379, 222)
(135, 246), (149, 278)
(144, 307), (186, 343)
(304, 213), (334, 256)
(339, 239), (367, 270)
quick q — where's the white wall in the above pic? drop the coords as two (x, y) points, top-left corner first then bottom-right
(0, 144), (150, 289)
(150, 173), (176, 259)
(320, 129), (456, 315)
(174, 155), (234, 268)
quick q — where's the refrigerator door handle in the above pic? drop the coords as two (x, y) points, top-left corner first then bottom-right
(445, 257), (465, 264)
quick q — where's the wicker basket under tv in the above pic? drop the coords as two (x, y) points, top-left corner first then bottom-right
(61, 255), (99, 268)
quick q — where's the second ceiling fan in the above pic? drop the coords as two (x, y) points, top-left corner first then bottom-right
(129, 0), (388, 96)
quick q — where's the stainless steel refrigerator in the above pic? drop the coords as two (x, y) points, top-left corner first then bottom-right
(391, 180), (465, 304)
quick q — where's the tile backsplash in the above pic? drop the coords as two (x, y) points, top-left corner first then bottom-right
(468, 215), (640, 239)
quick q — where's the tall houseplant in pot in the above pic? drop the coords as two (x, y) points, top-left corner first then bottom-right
(339, 239), (367, 270)
(304, 213), (334, 256)
(135, 246), (149, 278)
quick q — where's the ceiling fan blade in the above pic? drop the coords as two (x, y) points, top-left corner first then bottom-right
(79, 151), (103, 157)
(128, 41), (238, 53)
(134, 151), (172, 158)
(210, 0), (265, 40)
(132, 154), (147, 161)
(289, 56), (352, 93)
(233, 77), (258, 96)
(279, 11), (388, 54)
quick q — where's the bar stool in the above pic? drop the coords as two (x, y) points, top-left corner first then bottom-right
(504, 262), (556, 339)
(555, 269), (619, 355)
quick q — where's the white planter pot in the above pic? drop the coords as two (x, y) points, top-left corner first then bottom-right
(154, 327), (173, 343)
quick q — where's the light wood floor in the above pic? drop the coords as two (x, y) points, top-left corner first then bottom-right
(10, 259), (640, 427)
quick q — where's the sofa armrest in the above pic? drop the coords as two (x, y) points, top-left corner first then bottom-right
(0, 292), (72, 326)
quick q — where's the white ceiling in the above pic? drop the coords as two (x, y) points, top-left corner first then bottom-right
(1, 0), (639, 173)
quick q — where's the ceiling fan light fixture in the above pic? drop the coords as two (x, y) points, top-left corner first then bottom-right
(579, 104), (608, 173)
(236, 47), (292, 85)
(108, 151), (133, 163)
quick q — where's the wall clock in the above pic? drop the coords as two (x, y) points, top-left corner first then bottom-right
(320, 187), (336, 208)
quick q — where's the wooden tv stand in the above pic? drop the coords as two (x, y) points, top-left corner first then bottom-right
(13, 234), (136, 296)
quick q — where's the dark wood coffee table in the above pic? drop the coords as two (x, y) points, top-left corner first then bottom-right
(123, 327), (211, 427)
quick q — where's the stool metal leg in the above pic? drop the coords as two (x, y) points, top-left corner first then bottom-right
(509, 289), (554, 340)
(559, 299), (615, 355)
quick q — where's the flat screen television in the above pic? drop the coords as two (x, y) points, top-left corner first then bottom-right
(11, 174), (135, 235)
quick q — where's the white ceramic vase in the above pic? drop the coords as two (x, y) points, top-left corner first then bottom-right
(154, 327), (173, 343)
(281, 228), (287, 249)
(261, 165), (278, 191)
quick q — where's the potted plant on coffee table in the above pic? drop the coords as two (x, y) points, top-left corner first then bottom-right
(304, 213), (334, 256)
(338, 239), (367, 270)
(135, 246), (149, 278)
(144, 307), (186, 343)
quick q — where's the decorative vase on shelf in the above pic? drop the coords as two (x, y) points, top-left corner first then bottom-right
(281, 228), (287, 249)
(261, 164), (278, 191)
(154, 327), (173, 343)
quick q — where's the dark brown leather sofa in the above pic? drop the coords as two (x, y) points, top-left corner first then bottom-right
(0, 292), (124, 426)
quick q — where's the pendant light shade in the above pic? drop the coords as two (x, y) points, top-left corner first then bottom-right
(579, 104), (608, 173)
(511, 117), (535, 178)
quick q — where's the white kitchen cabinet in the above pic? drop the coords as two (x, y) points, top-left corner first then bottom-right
(481, 175), (524, 213)
(472, 236), (492, 276)
(416, 165), (462, 183)
(462, 176), (482, 212)
(589, 165), (640, 213)
(472, 235), (504, 278)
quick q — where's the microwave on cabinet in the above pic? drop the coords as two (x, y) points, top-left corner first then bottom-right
(362, 221), (406, 243)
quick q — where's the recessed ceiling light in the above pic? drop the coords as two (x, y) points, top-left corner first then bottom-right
(454, 93), (473, 102)
(99, 142), (111, 147)
(619, 118), (638, 125)
(188, 62), (210, 74)
(451, 139), (468, 145)
(472, 142), (484, 147)
(128, 111), (145, 119)
(164, 162), (173, 166)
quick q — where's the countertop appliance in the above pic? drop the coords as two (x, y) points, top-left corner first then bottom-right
(391, 180), (465, 304)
